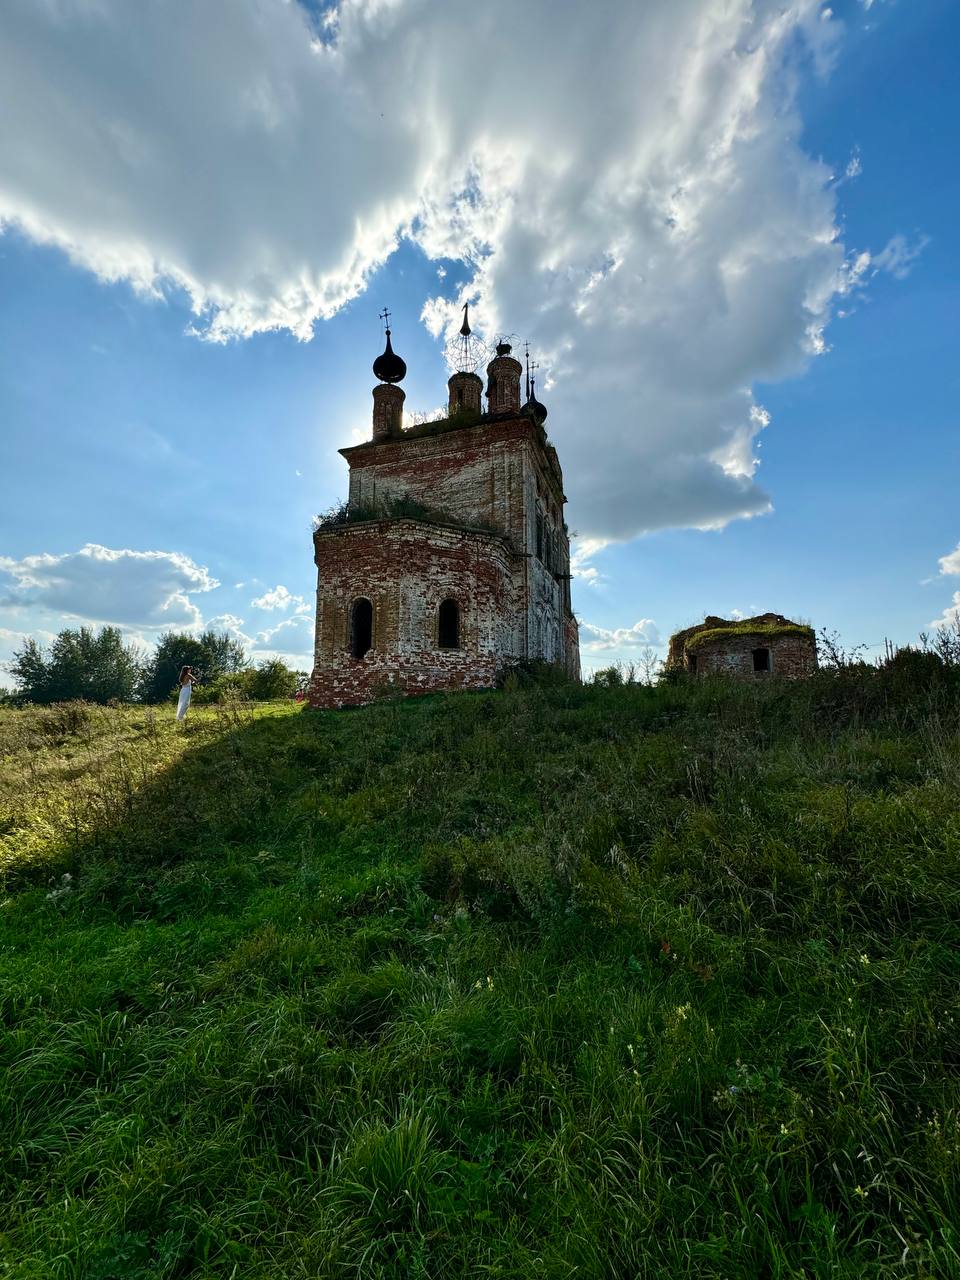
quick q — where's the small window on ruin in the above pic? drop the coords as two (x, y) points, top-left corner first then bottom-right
(456, 387), (464, 408)
(687, 653), (698, 674)
(536, 510), (544, 561)
(752, 647), (771, 673)
(350, 598), (373, 659)
(438, 598), (460, 649)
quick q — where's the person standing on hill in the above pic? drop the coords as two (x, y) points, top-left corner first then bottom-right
(175, 665), (196, 722)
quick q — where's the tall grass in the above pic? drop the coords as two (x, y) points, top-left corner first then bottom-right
(1, 667), (958, 1277)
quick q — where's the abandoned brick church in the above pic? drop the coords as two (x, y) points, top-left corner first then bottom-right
(308, 312), (580, 708)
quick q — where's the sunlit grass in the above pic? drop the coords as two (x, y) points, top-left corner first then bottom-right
(1, 670), (959, 1277)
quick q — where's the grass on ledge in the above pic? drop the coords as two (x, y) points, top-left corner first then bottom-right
(1, 668), (959, 1278)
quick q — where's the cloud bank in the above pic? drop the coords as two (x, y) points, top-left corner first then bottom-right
(0, 545), (218, 629)
(0, 0), (904, 540)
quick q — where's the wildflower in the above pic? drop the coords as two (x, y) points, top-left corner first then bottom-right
(854, 1185), (868, 1200)
(859, 953), (871, 967)
(780, 1124), (790, 1136)
(674, 1003), (692, 1021)
(486, 975), (494, 991)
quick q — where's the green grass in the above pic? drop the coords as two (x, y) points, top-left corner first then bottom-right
(1, 672), (959, 1278)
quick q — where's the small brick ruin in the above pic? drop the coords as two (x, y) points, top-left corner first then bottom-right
(308, 321), (580, 708)
(667, 614), (818, 680)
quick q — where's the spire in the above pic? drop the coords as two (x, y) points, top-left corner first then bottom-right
(444, 300), (486, 374)
(522, 343), (547, 423)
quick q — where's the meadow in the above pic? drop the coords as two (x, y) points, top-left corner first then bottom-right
(1, 663), (958, 1278)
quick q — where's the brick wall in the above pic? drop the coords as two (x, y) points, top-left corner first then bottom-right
(324, 412), (578, 685)
(691, 634), (817, 679)
(308, 520), (522, 708)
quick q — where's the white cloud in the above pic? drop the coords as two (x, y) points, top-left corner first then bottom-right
(249, 613), (314, 670)
(932, 595), (960, 630)
(580, 619), (660, 652)
(0, 544), (219, 629)
(252, 613), (313, 648)
(940, 545), (960, 577)
(872, 232), (930, 281)
(205, 613), (253, 645)
(931, 544), (960, 629)
(570, 537), (610, 588)
(0, 0), (902, 540)
(250, 584), (310, 613)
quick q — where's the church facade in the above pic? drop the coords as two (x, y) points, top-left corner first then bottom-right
(308, 319), (580, 708)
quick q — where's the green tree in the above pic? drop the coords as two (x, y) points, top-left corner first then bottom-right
(8, 627), (143, 704)
(138, 630), (248, 703)
(245, 657), (299, 701)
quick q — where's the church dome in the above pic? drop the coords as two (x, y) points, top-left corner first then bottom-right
(524, 384), (548, 425)
(373, 330), (406, 384)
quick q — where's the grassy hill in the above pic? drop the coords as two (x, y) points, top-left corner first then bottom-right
(1, 667), (959, 1278)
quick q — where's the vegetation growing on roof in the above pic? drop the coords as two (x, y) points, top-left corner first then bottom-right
(313, 496), (505, 541)
(684, 620), (815, 651)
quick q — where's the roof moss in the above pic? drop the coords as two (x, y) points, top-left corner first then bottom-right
(685, 621), (814, 652)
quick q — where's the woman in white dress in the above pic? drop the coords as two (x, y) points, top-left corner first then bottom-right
(175, 665), (196, 721)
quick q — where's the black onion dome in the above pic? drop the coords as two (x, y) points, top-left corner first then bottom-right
(373, 330), (406, 384)
(495, 340), (512, 357)
(524, 388), (548, 425)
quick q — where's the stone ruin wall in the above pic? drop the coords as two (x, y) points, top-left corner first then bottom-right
(667, 614), (818, 681)
(332, 416), (576, 688)
(309, 520), (520, 708)
(346, 421), (529, 549)
(691, 632), (817, 679)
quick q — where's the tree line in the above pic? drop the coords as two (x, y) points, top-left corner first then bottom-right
(4, 627), (309, 705)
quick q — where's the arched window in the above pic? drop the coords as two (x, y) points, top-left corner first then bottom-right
(350, 598), (373, 659)
(438, 598), (460, 649)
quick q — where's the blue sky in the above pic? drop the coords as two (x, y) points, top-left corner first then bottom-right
(1, 0), (957, 680)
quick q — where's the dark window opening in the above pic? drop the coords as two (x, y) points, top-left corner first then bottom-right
(438, 598), (460, 649)
(350, 598), (373, 659)
(456, 388), (464, 408)
(536, 510), (544, 561)
(752, 647), (771, 673)
(687, 654), (698, 674)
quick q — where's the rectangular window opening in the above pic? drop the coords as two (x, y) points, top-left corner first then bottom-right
(752, 647), (771, 673)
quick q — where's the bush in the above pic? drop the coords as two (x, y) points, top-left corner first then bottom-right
(245, 659), (299, 702)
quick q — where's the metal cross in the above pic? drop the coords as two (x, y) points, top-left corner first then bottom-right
(379, 306), (392, 331)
